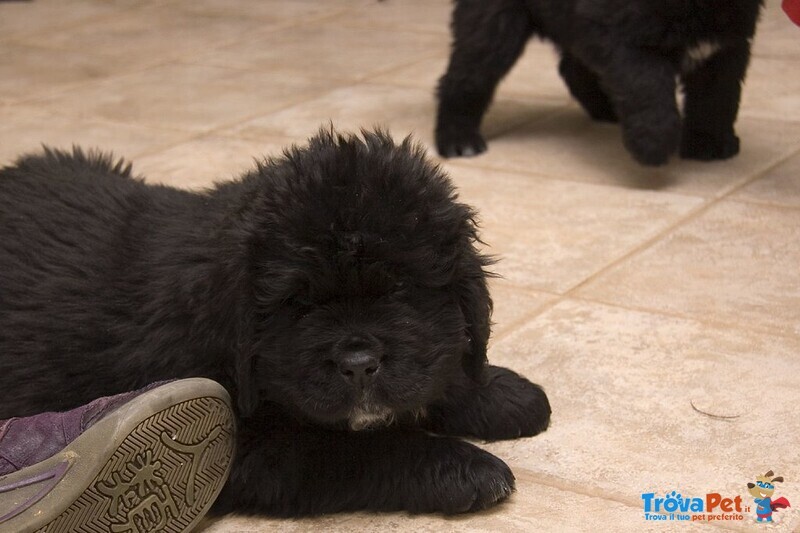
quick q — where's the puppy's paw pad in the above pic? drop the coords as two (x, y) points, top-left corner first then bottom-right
(680, 130), (740, 161)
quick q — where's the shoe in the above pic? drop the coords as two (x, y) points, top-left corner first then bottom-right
(0, 378), (235, 533)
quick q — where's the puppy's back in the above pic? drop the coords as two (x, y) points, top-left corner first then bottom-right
(0, 148), (173, 284)
(0, 148), (208, 416)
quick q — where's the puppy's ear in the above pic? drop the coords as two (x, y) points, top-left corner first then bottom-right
(456, 247), (493, 382)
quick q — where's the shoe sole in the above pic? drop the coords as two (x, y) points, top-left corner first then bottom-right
(0, 378), (235, 533)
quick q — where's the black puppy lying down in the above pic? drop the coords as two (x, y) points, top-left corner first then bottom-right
(436, 0), (763, 166)
(0, 130), (551, 516)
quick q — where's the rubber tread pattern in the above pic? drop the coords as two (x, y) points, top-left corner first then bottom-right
(36, 397), (234, 533)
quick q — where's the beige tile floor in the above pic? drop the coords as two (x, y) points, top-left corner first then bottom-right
(1, 0), (799, 531)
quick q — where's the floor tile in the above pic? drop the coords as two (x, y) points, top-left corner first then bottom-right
(446, 112), (800, 198)
(0, 42), (128, 104)
(32, 63), (337, 134)
(193, 22), (446, 82)
(170, 0), (351, 24)
(442, 165), (703, 293)
(223, 83), (561, 150)
(739, 56), (800, 123)
(487, 282), (556, 343)
(0, 0), (144, 41)
(335, 0), (453, 35)
(133, 134), (296, 190)
(372, 39), (570, 104)
(15, 3), (278, 70)
(732, 149), (800, 207)
(577, 200), (800, 336)
(0, 106), (186, 166)
(482, 299), (800, 531)
(752, 0), (800, 60)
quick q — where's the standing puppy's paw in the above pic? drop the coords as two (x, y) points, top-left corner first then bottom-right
(587, 105), (619, 123)
(680, 128), (740, 161)
(622, 111), (682, 166)
(435, 125), (487, 158)
(413, 438), (515, 514)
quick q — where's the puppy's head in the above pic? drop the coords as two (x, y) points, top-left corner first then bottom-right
(233, 129), (492, 428)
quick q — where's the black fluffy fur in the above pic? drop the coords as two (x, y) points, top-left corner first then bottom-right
(0, 130), (551, 516)
(436, 0), (763, 166)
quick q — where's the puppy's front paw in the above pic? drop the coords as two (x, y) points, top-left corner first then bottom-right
(435, 125), (487, 158)
(680, 128), (740, 161)
(415, 439), (515, 514)
(424, 366), (551, 441)
(477, 366), (551, 440)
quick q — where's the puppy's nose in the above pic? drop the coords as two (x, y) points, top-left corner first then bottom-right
(338, 352), (380, 389)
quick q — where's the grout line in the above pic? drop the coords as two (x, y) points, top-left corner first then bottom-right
(444, 113), (800, 202)
(510, 467), (644, 510)
(730, 195), (800, 211)
(727, 195), (800, 212)
(712, 145), (800, 200)
(9, 56), (179, 107)
(490, 287), (800, 352)
(508, 469), (778, 531)
(358, 51), (448, 85)
(5, 4), (361, 108)
(559, 142), (800, 299)
(489, 298), (561, 347)
(126, 131), (216, 161)
(192, 82), (362, 140)
(482, 143), (800, 345)
(570, 295), (800, 343)
(561, 201), (714, 296)
(445, 158), (708, 202)
(447, 155), (711, 199)
(0, 1), (156, 43)
(17, 65), (359, 143)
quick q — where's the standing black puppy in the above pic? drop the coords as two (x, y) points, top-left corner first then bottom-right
(0, 130), (550, 516)
(436, 0), (763, 166)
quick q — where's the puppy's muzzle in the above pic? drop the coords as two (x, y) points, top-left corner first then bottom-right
(338, 352), (380, 389)
(335, 334), (382, 391)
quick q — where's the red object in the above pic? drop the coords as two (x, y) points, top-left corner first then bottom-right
(771, 497), (791, 511)
(785, 0), (800, 26)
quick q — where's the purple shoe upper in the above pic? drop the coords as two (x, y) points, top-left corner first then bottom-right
(0, 381), (171, 476)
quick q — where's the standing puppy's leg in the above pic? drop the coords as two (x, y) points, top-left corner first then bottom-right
(436, 0), (533, 158)
(680, 41), (751, 161)
(559, 52), (618, 122)
(586, 46), (680, 166)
